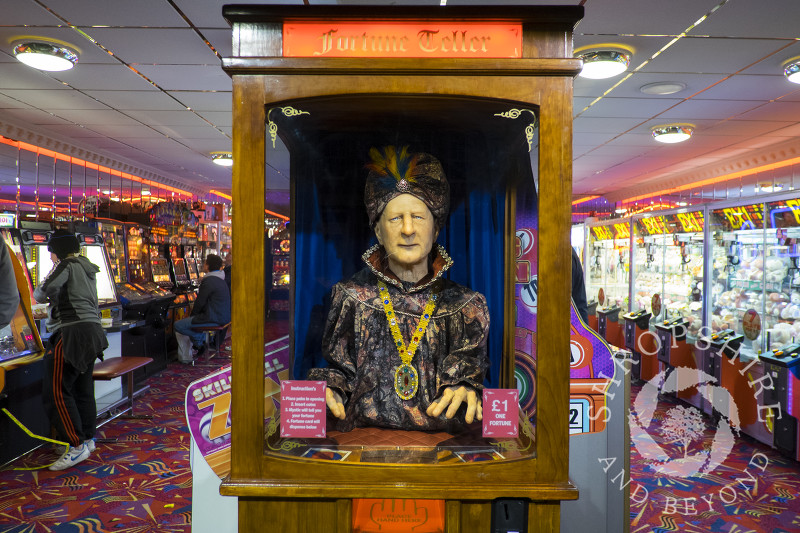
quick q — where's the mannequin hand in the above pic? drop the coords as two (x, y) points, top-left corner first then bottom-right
(325, 387), (346, 420)
(426, 385), (482, 423)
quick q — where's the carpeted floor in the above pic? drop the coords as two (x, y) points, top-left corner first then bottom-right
(2, 325), (800, 532)
(628, 383), (800, 533)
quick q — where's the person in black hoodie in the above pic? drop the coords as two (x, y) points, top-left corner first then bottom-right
(173, 254), (231, 363)
(34, 229), (108, 471)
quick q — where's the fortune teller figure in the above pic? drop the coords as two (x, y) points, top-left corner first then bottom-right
(308, 146), (490, 432)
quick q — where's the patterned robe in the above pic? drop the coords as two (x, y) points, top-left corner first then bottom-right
(308, 244), (490, 432)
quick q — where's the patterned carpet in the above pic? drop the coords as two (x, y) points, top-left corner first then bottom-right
(2, 325), (800, 532)
(629, 383), (800, 533)
(0, 357), (214, 533)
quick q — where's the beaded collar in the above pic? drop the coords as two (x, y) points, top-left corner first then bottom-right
(361, 243), (453, 293)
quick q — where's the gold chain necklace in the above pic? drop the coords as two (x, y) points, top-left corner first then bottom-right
(377, 280), (440, 400)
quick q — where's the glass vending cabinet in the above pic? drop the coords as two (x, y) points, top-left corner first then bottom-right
(220, 4), (582, 531)
(585, 218), (632, 346)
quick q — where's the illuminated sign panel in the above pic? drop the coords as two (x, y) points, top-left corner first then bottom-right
(591, 225), (614, 241)
(283, 22), (522, 58)
(667, 211), (704, 233)
(638, 216), (667, 236)
(713, 205), (763, 231)
(613, 223), (630, 239)
(0, 213), (15, 227)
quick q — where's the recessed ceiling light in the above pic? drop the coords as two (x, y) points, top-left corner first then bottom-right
(785, 61), (800, 84)
(652, 124), (694, 144)
(640, 82), (686, 95)
(676, 201), (688, 207)
(13, 41), (79, 72)
(577, 50), (630, 79)
(211, 152), (233, 167)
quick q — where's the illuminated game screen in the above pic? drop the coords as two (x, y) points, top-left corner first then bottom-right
(173, 258), (189, 281)
(187, 258), (199, 280)
(82, 245), (117, 305)
(23, 243), (55, 292)
(151, 258), (171, 283)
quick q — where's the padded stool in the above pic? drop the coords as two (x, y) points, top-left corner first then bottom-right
(191, 322), (230, 362)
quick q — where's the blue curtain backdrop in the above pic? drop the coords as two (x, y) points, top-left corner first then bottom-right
(291, 145), (515, 389)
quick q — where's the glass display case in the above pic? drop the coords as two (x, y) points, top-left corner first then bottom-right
(709, 203), (767, 356)
(585, 219), (632, 312)
(632, 210), (705, 337)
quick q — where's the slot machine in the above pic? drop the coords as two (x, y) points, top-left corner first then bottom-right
(91, 220), (153, 318)
(621, 308), (652, 382)
(270, 226), (290, 316)
(0, 219), (47, 466)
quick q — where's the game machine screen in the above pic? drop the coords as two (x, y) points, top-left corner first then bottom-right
(77, 233), (120, 312)
(17, 222), (55, 304)
(95, 220), (127, 285)
(126, 224), (151, 285)
(1, 214), (37, 312)
(270, 226), (290, 315)
(169, 243), (192, 292)
(149, 242), (173, 291)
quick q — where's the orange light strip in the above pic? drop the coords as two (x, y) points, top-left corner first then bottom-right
(209, 189), (231, 201)
(265, 209), (289, 221)
(621, 156), (800, 204)
(0, 135), (194, 199)
(572, 195), (600, 206)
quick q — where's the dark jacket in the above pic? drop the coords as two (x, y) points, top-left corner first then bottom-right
(192, 270), (231, 325)
(572, 247), (589, 323)
(34, 255), (102, 333)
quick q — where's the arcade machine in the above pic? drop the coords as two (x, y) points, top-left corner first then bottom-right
(756, 197), (800, 460)
(183, 243), (202, 287)
(93, 220), (153, 318)
(642, 209), (705, 408)
(270, 225), (290, 317)
(584, 218), (631, 347)
(125, 224), (173, 377)
(167, 241), (194, 324)
(707, 200), (773, 447)
(218, 5), (583, 531)
(68, 224), (122, 321)
(0, 229), (47, 466)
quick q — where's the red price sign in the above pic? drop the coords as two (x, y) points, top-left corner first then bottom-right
(280, 380), (327, 439)
(482, 389), (519, 438)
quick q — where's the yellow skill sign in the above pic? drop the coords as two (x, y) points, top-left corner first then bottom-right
(101, 309), (111, 319)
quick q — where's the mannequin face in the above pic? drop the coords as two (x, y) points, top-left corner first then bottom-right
(374, 194), (437, 280)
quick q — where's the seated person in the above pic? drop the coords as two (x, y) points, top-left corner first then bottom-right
(308, 146), (490, 432)
(174, 254), (231, 363)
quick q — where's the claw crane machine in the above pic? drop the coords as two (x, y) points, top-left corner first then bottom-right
(220, 4), (582, 532)
(584, 218), (632, 346)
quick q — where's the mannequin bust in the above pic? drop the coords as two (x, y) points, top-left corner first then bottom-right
(308, 147), (490, 432)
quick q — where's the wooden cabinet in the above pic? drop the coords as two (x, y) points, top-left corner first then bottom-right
(222, 5), (582, 532)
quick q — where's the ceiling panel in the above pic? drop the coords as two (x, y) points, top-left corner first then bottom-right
(82, 90), (186, 111)
(640, 38), (791, 75)
(0, 89), (111, 111)
(688, 0), (800, 39)
(698, 74), (797, 101)
(0, 108), (72, 126)
(578, 97), (684, 119)
(38, 0), (190, 27)
(83, 28), (219, 65)
(167, 91), (232, 111)
(578, 0), (721, 35)
(0, 63), (73, 91)
(657, 99), (764, 121)
(51, 64), (159, 91)
(52, 109), (146, 126)
(133, 65), (231, 91)
(120, 109), (216, 128)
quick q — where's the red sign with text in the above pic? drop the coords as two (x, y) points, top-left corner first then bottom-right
(280, 380), (327, 439)
(482, 389), (519, 438)
(284, 22), (522, 58)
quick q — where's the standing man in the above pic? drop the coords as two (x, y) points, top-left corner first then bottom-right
(35, 229), (108, 471)
(173, 254), (231, 363)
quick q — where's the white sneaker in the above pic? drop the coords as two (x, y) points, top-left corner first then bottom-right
(49, 443), (90, 471)
(85, 438), (96, 453)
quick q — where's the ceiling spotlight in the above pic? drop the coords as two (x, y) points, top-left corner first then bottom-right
(577, 50), (630, 79)
(211, 152), (233, 167)
(13, 41), (78, 72)
(652, 124), (694, 144)
(785, 61), (800, 84)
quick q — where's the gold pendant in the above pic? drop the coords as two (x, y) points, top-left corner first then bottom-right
(394, 363), (418, 400)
